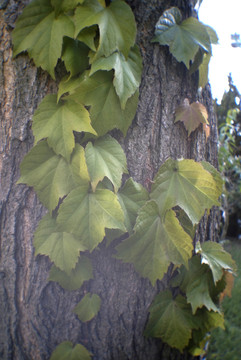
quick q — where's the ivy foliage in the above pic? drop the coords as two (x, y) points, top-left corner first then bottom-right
(13, 0), (236, 357)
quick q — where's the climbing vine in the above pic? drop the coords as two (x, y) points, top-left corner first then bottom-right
(12, 0), (236, 358)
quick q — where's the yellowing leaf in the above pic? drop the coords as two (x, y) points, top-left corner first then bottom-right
(90, 46), (142, 109)
(34, 213), (86, 273)
(175, 99), (208, 136)
(32, 95), (97, 161)
(145, 290), (199, 351)
(67, 71), (138, 135)
(12, 0), (74, 79)
(219, 271), (234, 302)
(48, 255), (93, 291)
(57, 185), (126, 251)
(150, 158), (220, 224)
(50, 341), (92, 360)
(73, 293), (101, 322)
(116, 201), (193, 285)
(17, 141), (74, 211)
(74, 0), (136, 60)
(85, 135), (128, 192)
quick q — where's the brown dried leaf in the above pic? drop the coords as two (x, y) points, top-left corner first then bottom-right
(219, 271), (234, 303)
(175, 99), (209, 136)
(203, 123), (210, 141)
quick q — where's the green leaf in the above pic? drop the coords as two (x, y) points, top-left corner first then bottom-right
(32, 94), (97, 161)
(50, 341), (92, 360)
(118, 178), (149, 233)
(198, 52), (211, 88)
(70, 144), (90, 185)
(116, 201), (193, 285)
(85, 135), (128, 192)
(62, 37), (89, 78)
(34, 213), (86, 273)
(175, 208), (197, 239)
(152, 7), (211, 68)
(57, 185), (125, 251)
(196, 241), (236, 283)
(178, 256), (219, 313)
(145, 290), (199, 351)
(48, 255), (93, 290)
(17, 140), (74, 211)
(12, 0), (74, 79)
(90, 46), (142, 109)
(74, 0), (136, 60)
(201, 161), (223, 196)
(66, 71), (139, 136)
(77, 27), (97, 51)
(150, 158), (220, 224)
(175, 99), (209, 136)
(73, 293), (101, 322)
(51, 0), (84, 15)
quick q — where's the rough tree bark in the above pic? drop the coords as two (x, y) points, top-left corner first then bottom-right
(0, 0), (219, 359)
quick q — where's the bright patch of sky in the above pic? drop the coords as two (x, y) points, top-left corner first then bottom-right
(198, 0), (241, 103)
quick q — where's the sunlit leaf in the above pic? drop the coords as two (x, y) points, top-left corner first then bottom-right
(12, 0), (74, 78)
(116, 201), (193, 285)
(70, 144), (90, 185)
(74, 0), (136, 60)
(17, 141), (74, 211)
(85, 135), (128, 192)
(50, 341), (92, 360)
(73, 293), (101, 322)
(57, 185), (125, 251)
(145, 290), (199, 351)
(150, 158), (220, 224)
(90, 46), (142, 109)
(51, 0), (84, 15)
(32, 94), (96, 161)
(48, 255), (93, 291)
(175, 99), (208, 136)
(34, 213), (86, 273)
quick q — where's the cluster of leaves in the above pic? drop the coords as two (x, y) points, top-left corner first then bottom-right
(12, 0), (236, 357)
(152, 7), (218, 87)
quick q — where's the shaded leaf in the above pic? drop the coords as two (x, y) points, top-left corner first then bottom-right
(67, 71), (138, 135)
(77, 27), (97, 51)
(74, 0), (136, 59)
(199, 52), (211, 88)
(150, 158), (220, 224)
(196, 241), (236, 283)
(85, 135), (128, 192)
(116, 201), (193, 285)
(48, 255), (93, 291)
(73, 293), (101, 322)
(50, 341), (92, 360)
(32, 94), (96, 161)
(145, 290), (199, 351)
(12, 0), (74, 78)
(90, 46), (142, 109)
(62, 37), (89, 77)
(152, 7), (211, 68)
(34, 213), (86, 273)
(175, 208), (197, 239)
(175, 99), (208, 136)
(57, 185), (125, 251)
(17, 140), (74, 211)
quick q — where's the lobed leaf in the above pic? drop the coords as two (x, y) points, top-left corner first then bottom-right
(73, 293), (101, 322)
(116, 201), (193, 285)
(50, 341), (92, 360)
(62, 37), (89, 78)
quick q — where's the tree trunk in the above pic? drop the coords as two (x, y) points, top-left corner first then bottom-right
(0, 1), (219, 359)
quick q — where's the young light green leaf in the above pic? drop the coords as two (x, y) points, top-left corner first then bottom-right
(74, 0), (136, 60)
(17, 140), (74, 211)
(175, 99), (209, 136)
(85, 135), (128, 192)
(150, 158), (220, 224)
(116, 201), (193, 285)
(196, 241), (236, 283)
(48, 255), (93, 291)
(34, 213), (87, 273)
(62, 37), (89, 78)
(90, 46), (142, 109)
(152, 7), (211, 68)
(12, 0), (74, 79)
(145, 290), (199, 351)
(73, 293), (101, 322)
(57, 186), (126, 251)
(70, 144), (90, 185)
(32, 94), (97, 161)
(67, 71), (139, 136)
(201, 161), (223, 196)
(117, 178), (149, 233)
(50, 341), (92, 360)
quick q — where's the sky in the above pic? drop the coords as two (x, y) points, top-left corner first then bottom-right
(198, 0), (241, 103)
